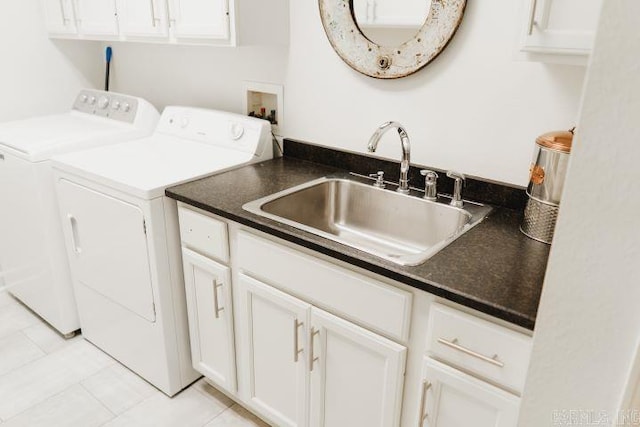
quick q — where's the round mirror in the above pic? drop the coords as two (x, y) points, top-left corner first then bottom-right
(319, 0), (466, 79)
(352, 0), (432, 47)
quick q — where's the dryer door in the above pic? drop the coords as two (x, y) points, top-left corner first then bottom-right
(57, 178), (156, 322)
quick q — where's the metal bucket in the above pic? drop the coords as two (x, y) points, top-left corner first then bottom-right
(520, 129), (573, 244)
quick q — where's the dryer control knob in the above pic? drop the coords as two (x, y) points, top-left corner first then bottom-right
(229, 123), (244, 140)
(81, 95), (88, 103)
(180, 117), (190, 129)
(89, 96), (97, 105)
(122, 103), (131, 112)
(111, 100), (121, 111)
(98, 96), (109, 109)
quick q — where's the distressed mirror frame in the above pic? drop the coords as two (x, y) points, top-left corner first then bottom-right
(319, 0), (466, 79)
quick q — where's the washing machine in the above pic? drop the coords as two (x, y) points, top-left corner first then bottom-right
(0, 90), (159, 336)
(51, 107), (273, 396)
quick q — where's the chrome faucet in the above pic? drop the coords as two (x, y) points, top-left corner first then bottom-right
(367, 121), (411, 194)
(447, 170), (465, 208)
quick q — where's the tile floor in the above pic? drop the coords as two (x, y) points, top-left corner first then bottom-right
(0, 291), (268, 427)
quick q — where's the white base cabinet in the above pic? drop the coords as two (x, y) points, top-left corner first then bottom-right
(418, 358), (519, 427)
(236, 274), (310, 427)
(309, 308), (406, 427)
(236, 273), (407, 427)
(182, 248), (236, 393)
(174, 204), (532, 427)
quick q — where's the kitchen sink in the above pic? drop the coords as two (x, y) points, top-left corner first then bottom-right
(243, 174), (492, 266)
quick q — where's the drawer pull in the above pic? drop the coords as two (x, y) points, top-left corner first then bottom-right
(418, 380), (432, 426)
(437, 337), (504, 368)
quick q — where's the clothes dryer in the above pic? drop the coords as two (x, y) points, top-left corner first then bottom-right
(52, 107), (273, 395)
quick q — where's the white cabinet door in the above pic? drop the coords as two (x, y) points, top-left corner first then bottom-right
(42, 0), (78, 34)
(182, 248), (236, 393)
(75, 0), (119, 36)
(521, 0), (602, 55)
(117, 0), (169, 38)
(417, 358), (520, 427)
(309, 308), (406, 427)
(167, 0), (229, 41)
(237, 274), (310, 427)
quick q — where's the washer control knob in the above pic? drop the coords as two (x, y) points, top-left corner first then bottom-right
(89, 96), (96, 105)
(229, 122), (244, 140)
(111, 100), (120, 110)
(81, 95), (88, 103)
(180, 117), (189, 129)
(122, 103), (131, 112)
(98, 96), (109, 109)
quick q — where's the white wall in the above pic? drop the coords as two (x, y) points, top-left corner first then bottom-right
(283, 1), (586, 186)
(0, 1), (102, 121)
(108, 42), (288, 116)
(519, 1), (640, 425)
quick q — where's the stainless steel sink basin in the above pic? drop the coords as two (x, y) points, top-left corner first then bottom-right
(243, 175), (492, 266)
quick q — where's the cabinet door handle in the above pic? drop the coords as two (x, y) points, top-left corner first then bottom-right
(309, 327), (320, 371)
(72, 0), (81, 24)
(293, 319), (303, 363)
(167, 0), (175, 27)
(212, 279), (224, 318)
(68, 214), (82, 254)
(59, 0), (70, 23)
(150, 0), (157, 27)
(437, 337), (504, 368)
(418, 380), (432, 426)
(527, 0), (538, 35)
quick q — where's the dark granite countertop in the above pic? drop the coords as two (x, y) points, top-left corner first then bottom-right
(167, 156), (549, 330)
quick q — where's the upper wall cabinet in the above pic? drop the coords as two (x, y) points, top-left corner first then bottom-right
(43, 0), (78, 35)
(75, 0), (119, 37)
(42, 0), (289, 47)
(520, 0), (603, 60)
(168, 0), (229, 42)
(117, 0), (170, 39)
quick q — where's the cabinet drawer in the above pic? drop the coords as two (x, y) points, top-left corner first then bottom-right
(237, 230), (412, 342)
(178, 207), (229, 263)
(425, 303), (532, 394)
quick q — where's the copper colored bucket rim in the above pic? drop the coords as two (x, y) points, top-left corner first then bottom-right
(535, 127), (574, 154)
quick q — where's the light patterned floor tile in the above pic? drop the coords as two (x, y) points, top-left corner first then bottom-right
(192, 378), (235, 408)
(0, 332), (45, 376)
(0, 339), (115, 419)
(204, 404), (270, 427)
(81, 363), (159, 415)
(0, 302), (40, 340)
(103, 387), (229, 427)
(21, 323), (80, 354)
(1, 384), (113, 427)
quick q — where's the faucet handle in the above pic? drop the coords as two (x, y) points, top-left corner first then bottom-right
(446, 170), (465, 208)
(369, 171), (386, 188)
(420, 170), (438, 201)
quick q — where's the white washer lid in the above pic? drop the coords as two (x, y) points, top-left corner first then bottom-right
(52, 135), (253, 200)
(0, 112), (134, 161)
